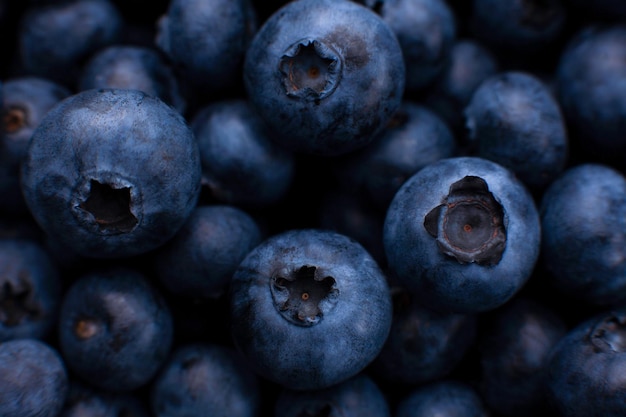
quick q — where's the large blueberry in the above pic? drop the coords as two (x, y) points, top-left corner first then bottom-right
(545, 306), (626, 417)
(0, 237), (61, 343)
(58, 267), (173, 392)
(383, 156), (541, 313)
(464, 71), (569, 192)
(190, 99), (296, 209)
(0, 338), (68, 417)
(539, 163), (626, 307)
(555, 24), (626, 163)
(20, 88), (202, 259)
(274, 373), (390, 417)
(150, 343), (261, 417)
(155, 0), (257, 99)
(229, 228), (392, 390)
(0, 76), (71, 215)
(243, 0), (405, 156)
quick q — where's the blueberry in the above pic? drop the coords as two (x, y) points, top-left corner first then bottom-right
(152, 204), (264, 299)
(150, 342), (261, 417)
(58, 267), (173, 392)
(464, 71), (569, 192)
(395, 379), (490, 417)
(190, 99), (296, 209)
(243, 0), (405, 156)
(274, 373), (391, 417)
(546, 307), (626, 417)
(78, 44), (186, 114)
(0, 237), (61, 343)
(477, 296), (567, 417)
(555, 24), (626, 163)
(16, 0), (124, 88)
(0, 76), (71, 215)
(539, 163), (626, 307)
(20, 88), (202, 259)
(369, 285), (477, 386)
(229, 228), (392, 390)
(370, 0), (457, 93)
(0, 338), (69, 417)
(61, 379), (151, 417)
(155, 0), (258, 100)
(333, 101), (457, 211)
(383, 156), (541, 313)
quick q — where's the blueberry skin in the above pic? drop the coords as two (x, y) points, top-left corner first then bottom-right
(545, 307), (626, 417)
(0, 76), (71, 215)
(369, 286), (477, 386)
(17, 0), (124, 88)
(274, 373), (391, 417)
(539, 163), (626, 307)
(395, 379), (490, 417)
(383, 156), (541, 313)
(477, 296), (567, 417)
(0, 237), (61, 343)
(243, 0), (405, 156)
(555, 24), (626, 162)
(153, 204), (264, 299)
(58, 267), (174, 392)
(150, 343), (261, 417)
(334, 101), (457, 211)
(155, 0), (257, 97)
(190, 99), (296, 209)
(372, 0), (457, 93)
(464, 71), (569, 191)
(20, 88), (202, 259)
(0, 338), (69, 417)
(78, 44), (186, 114)
(229, 228), (393, 390)
(60, 380), (151, 417)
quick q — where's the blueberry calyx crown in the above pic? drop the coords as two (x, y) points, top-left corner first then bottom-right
(0, 279), (42, 326)
(424, 175), (506, 265)
(589, 313), (626, 353)
(270, 265), (339, 326)
(77, 179), (138, 234)
(279, 39), (342, 103)
(2, 106), (26, 134)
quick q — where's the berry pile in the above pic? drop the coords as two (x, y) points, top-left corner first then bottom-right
(1, 0), (625, 416)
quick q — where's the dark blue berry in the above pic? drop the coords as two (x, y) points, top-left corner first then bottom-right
(229, 228), (392, 390)
(20, 88), (202, 258)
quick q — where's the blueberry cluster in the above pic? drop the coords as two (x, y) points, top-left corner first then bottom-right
(1, 0), (625, 416)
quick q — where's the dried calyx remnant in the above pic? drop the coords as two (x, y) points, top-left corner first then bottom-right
(271, 265), (339, 326)
(0, 279), (42, 326)
(424, 175), (506, 265)
(79, 179), (138, 233)
(590, 313), (626, 353)
(279, 39), (342, 102)
(2, 106), (26, 133)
